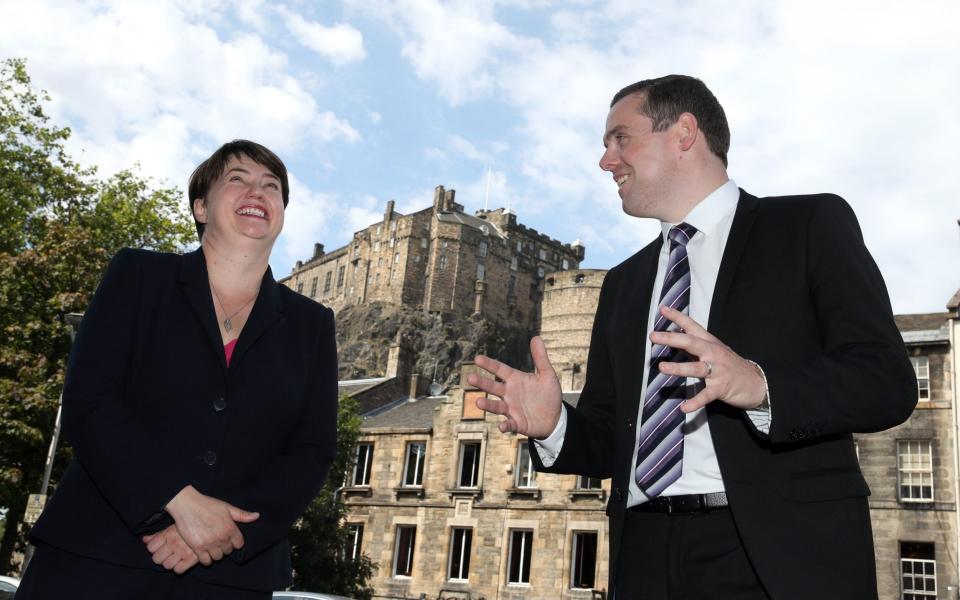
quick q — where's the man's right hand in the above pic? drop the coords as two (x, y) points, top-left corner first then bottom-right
(165, 485), (259, 566)
(467, 336), (562, 439)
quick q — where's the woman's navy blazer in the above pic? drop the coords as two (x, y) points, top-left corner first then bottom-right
(30, 247), (339, 591)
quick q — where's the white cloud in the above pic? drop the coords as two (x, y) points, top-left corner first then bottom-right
(282, 11), (367, 66)
(349, 0), (534, 104)
(0, 0), (357, 183)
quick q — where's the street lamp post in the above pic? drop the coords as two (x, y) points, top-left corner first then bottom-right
(20, 312), (82, 575)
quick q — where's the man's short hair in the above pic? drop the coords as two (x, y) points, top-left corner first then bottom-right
(188, 139), (289, 240)
(612, 75), (730, 167)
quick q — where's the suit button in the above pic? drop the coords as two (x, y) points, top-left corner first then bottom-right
(213, 397), (226, 412)
(626, 418), (634, 430)
(203, 450), (217, 466)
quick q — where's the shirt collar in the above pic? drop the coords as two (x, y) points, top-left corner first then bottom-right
(660, 179), (739, 242)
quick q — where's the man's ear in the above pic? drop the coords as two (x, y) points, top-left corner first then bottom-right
(193, 198), (208, 223)
(676, 112), (699, 152)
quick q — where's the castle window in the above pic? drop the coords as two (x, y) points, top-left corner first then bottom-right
(537, 267), (545, 278)
(562, 259), (570, 270)
(393, 526), (417, 577)
(337, 266), (345, 287)
(421, 238), (428, 248)
(374, 241), (381, 251)
(390, 237), (395, 248)
(507, 530), (533, 585)
(575, 273), (585, 284)
(375, 273), (381, 284)
(510, 257), (518, 271)
(352, 443), (373, 486)
(458, 442), (481, 488)
(539, 248), (547, 260)
(570, 531), (598, 589)
(376, 225), (381, 235)
(391, 221), (397, 231)
(310, 277), (318, 298)
(296, 282), (303, 294)
(402, 442), (426, 487)
(515, 442), (536, 488)
(378, 257), (383, 267)
(479, 240), (488, 257)
(900, 542), (936, 599)
(345, 524), (364, 561)
(395, 252), (400, 264)
(898, 440), (933, 502)
(516, 240), (522, 252)
(414, 255), (420, 263)
(476, 264), (485, 281)
(323, 271), (332, 294)
(439, 255), (448, 271)
(911, 356), (930, 401)
(447, 527), (473, 581)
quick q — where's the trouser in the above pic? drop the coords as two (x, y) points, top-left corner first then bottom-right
(615, 507), (771, 599)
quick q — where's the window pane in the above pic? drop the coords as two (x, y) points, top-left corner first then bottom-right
(577, 476), (602, 489)
(459, 442), (481, 487)
(394, 526), (417, 577)
(515, 442), (536, 488)
(404, 442), (426, 486)
(345, 524), (363, 561)
(353, 443), (373, 486)
(509, 530), (533, 584)
(448, 528), (473, 580)
(571, 532), (597, 588)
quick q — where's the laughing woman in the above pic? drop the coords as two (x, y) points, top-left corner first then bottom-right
(19, 141), (338, 599)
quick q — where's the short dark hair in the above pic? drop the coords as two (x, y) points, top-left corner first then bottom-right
(611, 75), (730, 167)
(188, 139), (289, 240)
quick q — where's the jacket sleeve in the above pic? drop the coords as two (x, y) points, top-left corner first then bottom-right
(762, 195), (917, 443)
(61, 249), (195, 533)
(223, 306), (339, 563)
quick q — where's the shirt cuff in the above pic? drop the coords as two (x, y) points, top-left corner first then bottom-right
(744, 360), (772, 435)
(532, 405), (567, 467)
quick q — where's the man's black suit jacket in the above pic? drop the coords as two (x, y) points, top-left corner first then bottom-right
(532, 191), (917, 599)
(30, 248), (338, 591)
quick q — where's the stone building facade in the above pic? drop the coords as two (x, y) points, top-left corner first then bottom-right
(862, 302), (960, 599)
(341, 363), (610, 600)
(281, 185), (585, 330)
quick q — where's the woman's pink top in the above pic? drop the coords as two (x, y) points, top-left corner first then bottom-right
(224, 339), (238, 366)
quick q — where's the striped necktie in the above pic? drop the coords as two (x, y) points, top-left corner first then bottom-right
(635, 222), (698, 498)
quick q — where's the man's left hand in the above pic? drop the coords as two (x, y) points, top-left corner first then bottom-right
(651, 306), (766, 413)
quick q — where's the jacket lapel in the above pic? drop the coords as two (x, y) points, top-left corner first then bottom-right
(708, 189), (758, 332)
(179, 249), (228, 371)
(622, 237), (662, 414)
(229, 265), (284, 370)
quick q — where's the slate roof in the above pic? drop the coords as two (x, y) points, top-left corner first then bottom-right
(360, 396), (444, 431)
(894, 312), (950, 346)
(338, 377), (391, 397)
(436, 210), (506, 239)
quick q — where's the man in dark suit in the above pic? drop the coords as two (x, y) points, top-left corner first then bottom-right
(468, 75), (916, 599)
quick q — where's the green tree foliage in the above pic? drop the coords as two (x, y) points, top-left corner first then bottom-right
(289, 394), (376, 599)
(0, 58), (195, 573)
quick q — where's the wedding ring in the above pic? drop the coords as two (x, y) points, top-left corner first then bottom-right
(704, 362), (713, 378)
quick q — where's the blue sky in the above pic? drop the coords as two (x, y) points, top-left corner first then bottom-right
(2, 0), (958, 313)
